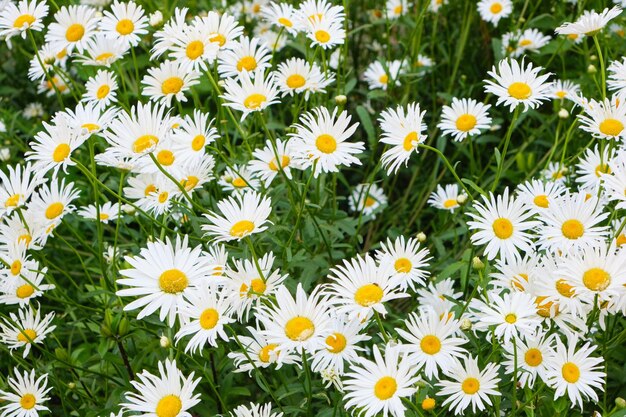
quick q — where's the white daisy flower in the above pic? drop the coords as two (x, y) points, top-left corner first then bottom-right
(262, 2), (298, 34)
(274, 57), (334, 99)
(28, 178), (80, 226)
(550, 79), (581, 101)
(438, 98), (492, 142)
(0, 163), (44, 219)
(428, 184), (464, 212)
(0, 0), (48, 42)
(516, 178), (566, 212)
(375, 235), (431, 291)
(0, 265), (55, 307)
(221, 69), (280, 120)
(45, 5), (100, 54)
(98, 0), (148, 47)
(0, 305), (56, 358)
(164, 18), (220, 71)
(379, 102), (427, 175)
(26, 116), (86, 176)
(348, 183), (388, 218)
(62, 101), (118, 135)
(217, 36), (272, 79)
(363, 60), (403, 91)
(218, 164), (260, 194)
(578, 97), (626, 140)
(477, 0), (512, 26)
(82, 69), (118, 111)
(231, 402), (283, 417)
(555, 6), (622, 37)
(77, 201), (120, 223)
(249, 139), (297, 186)
(228, 325), (299, 373)
(75, 33), (130, 67)
(310, 315), (370, 375)
(386, 0), (409, 19)
(142, 60), (201, 107)
(197, 11), (244, 56)
(502, 332), (554, 389)
(489, 254), (539, 292)
(416, 278), (463, 317)
(0, 368), (51, 417)
(303, 15), (345, 49)
(202, 191), (272, 242)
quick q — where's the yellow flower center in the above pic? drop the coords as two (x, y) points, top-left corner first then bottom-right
(316, 134), (337, 154)
(158, 268), (188, 294)
(156, 395), (183, 417)
(422, 397), (436, 411)
(17, 328), (36, 343)
(11, 260), (22, 276)
(232, 177), (247, 188)
(364, 196), (376, 207)
(237, 56), (257, 72)
(156, 150), (175, 166)
(379, 74), (389, 84)
(269, 156), (290, 171)
(96, 84), (110, 99)
(230, 220), (255, 237)
(5, 193), (21, 207)
(284, 316), (315, 341)
(95, 52), (114, 62)
(200, 308), (219, 329)
(403, 131), (418, 151)
(582, 268), (611, 292)
(535, 296), (558, 318)
(259, 343), (278, 362)
(210, 33), (226, 46)
(595, 164), (611, 177)
(45, 202), (64, 219)
(443, 199), (458, 208)
(82, 123), (100, 132)
(158, 191), (168, 203)
(508, 82), (531, 100)
(65, 23), (85, 42)
(617, 233), (626, 247)
(99, 213), (110, 221)
(462, 377), (480, 394)
(394, 257), (412, 273)
(555, 279), (574, 297)
(504, 313), (517, 323)
(278, 17), (293, 27)
(511, 273), (528, 291)
(455, 114), (477, 132)
(191, 134), (205, 151)
(16, 284), (34, 299)
(186, 40), (204, 59)
(243, 93), (267, 110)
(492, 218), (513, 239)
(286, 74), (306, 89)
(240, 278), (266, 297)
(533, 194), (549, 208)
(315, 30), (331, 43)
(20, 393), (36, 410)
(525, 348), (543, 367)
(133, 134), (159, 153)
(161, 77), (184, 95)
(19, 234), (32, 246)
(420, 335), (442, 355)
(181, 175), (199, 191)
(556, 91), (567, 99)
(14, 14), (36, 28)
(144, 184), (156, 196)
(561, 362), (580, 383)
(116, 18), (134, 35)
(354, 283), (383, 307)
(599, 118), (624, 136)
(374, 376), (397, 400)
(490, 2), (503, 13)
(394, 5), (403, 14)
(53, 143), (70, 163)
(325, 332), (347, 353)
(561, 219), (584, 240)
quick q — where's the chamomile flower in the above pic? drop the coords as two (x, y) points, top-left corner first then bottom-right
(0, 241), (33, 280)
(0, 0), (49, 42)
(550, 80), (580, 101)
(428, 184), (464, 212)
(62, 101), (118, 135)
(477, 0), (512, 26)
(348, 183), (388, 218)
(262, 2), (298, 34)
(203, 191), (272, 242)
(98, 0), (148, 47)
(555, 6), (622, 37)
(176, 155), (216, 194)
(122, 359), (201, 417)
(0, 368), (51, 417)
(151, 7), (189, 59)
(171, 110), (218, 163)
(545, 334), (605, 409)
(228, 325), (299, 372)
(218, 36), (272, 79)
(467, 188), (539, 261)
(28, 178), (80, 226)
(77, 201), (120, 223)
(578, 97), (626, 140)
(82, 69), (118, 110)
(514, 28), (551, 57)
(378, 102), (427, 174)
(304, 15), (345, 49)
(289, 106), (363, 177)
(397, 308), (467, 379)
(417, 278), (463, 316)
(343, 344), (420, 417)
(142, 60), (200, 107)
(165, 19), (220, 71)
(274, 58), (333, 99)
(296, 0), (345, 29)
(0, 163), (44, 219)
(198, 11), (244, 55)
(45, 5), (100, 54)
(221, 70), (280, 120)
(0, 305), (56, 358)
(502, 332), (554, 389)
(438, 98), (492, 141)
(26, 116), (85, 176)
(386, 0), (409, 19)
(27, 42), (67, 82)
(436, 355), (501, 415)
(0, 267), (54, 307)
(608, 57), (626, 95)
(376, 235), (431, 291)
(575, 145), (614, 191)
(489, 255), (539, 291)
(602, 155), (626, 209)
(218, 164), (260, 194)
(75, 33), (129, 66)
(516, 178), (566, 212)
(116, 235), (216, 326)
(363, 60), (403, 91)
(249, 139), (296, 186)
(311, 316), (370, 374)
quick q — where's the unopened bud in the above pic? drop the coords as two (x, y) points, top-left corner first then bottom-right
(149, 10), (163, 27)
(0, 148), (9, 162)
(121, 204), (135, 215)
(456, 194), (468, 205)
(472, 256), (484, 270)
(68, 382), (76, 389)
(160, 335), (171, 348)
(416, 232), (427, 242)
(558, 108), (569, 119)
(616, 397), (626, 408)
(587, 64), (597, 74)
(590, 54), (597, 61)
(335, 95), (347, 105)
(460, 318), (472, 330)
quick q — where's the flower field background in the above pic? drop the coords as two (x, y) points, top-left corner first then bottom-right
(1, 0), (626, 416)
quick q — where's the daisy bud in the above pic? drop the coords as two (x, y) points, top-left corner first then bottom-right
(558, 108), (569, 119)
(121, 203), (135, 214)
(416, 231), (427, 242)
(68, 382), (76, 390)
(590, 54), (597, 61)
(160, 335), (171, 348)
(472, 256), (484, 270)
(456, 194), (468, 205)
(149, 10), (163, 27)
(518, 17), (526, 24)
(335, 94), (347, 105)
(616, 397), (626, 408)
(218, 80), (226, 88)
(460, 317), (472, 330)
(422, 397), (436, 411)
(587, 64), (597, 74)
(0, 147), (10, 161)
(490, 124), (501, 131)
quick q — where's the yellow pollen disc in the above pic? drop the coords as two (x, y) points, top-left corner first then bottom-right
(422, 397), (436, 411)
(315, 30), (331, 43)
(186, 40), (204, 59)
(420, 335), (442, 355)
(45, 202), (64, 220)
(599, 118), (624, 136)
(284, 316), (315, 341)
(533, 194), (549, 208)
(191, 135), (205, 151)
(158, 191), (169, 203)
(316, 134), (337, 154)
(379, 74), (389, 84)
(232, 177), (247, 188)
(53, 143), (70, 163)
(181, 175), (199, 191)
(535, 296), (558, 318)
(492, 218), (513, 239)
(56, 49), (67, 59)
(394, 257), (412, 273)
(240, 278), (266, 297)
(455, 114), (477, 132)
(561, 219), (584, 240)
(157, 149), (175, 166)
(525, 348), (543, 367)
(19, 234), (32, 246)
(155, 395), (182, 417)
(243, 93), (267, 110)
(230, 220), (255, 237)
(354, 283), (383, 307)
(20, 393), (36, 410)
(443, 199), (458, 208)
(133, 134), (159, 153)
(508, 82), (531, 100)
(11, 260), (22, 276)
(5, 193), (21, 207)
(99, 213), (109, 221)
(210, 33), (226, 46)
(158, 268), (188, 294)
(237, 56), (257, 72)
(65, 23), (85, 42)
(490, 2), (503, 13)
(394, 5), (403, 14)
(461, 377), (480, 394)
(96, 84), (110, 99)
(14, 14), (36, 28)
(556, 279), (575, 298)
(582, 268), (611, 292)
(278, 17), (293, 27)
(364, 196), (376, 207)
(567, 34), (579, 40)
(325, 332), (347, 353)
(519, 39), (532, 47)
(504, 313), (517, 324)
(374, 376), (397, 400)
(617, 233), (626, 247)
(161, 77), (184, 95)
(116, 18), (134, 35)
(269, 155), (290, 171)
(556, 91), (567, 99)
(144, 184), (156, 196)
(403, 131), (418, 151)
(82, 123), (100, 132)
(96, 52), (114, 62)
(259, 344), (278, 362)
(595, 164), (611, 177)
(16, 284), (34, 299)
(199, 308), (219, 329)
(562, 362), (580, 383)
(286, 74), (306, 89)
(17, 328), (36, 343)
(511, 272), (528, 291)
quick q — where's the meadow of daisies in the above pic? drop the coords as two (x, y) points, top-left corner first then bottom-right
(3, 0), (626, 416)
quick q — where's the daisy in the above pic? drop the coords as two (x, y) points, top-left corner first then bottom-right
(348, 183), (388, 218)
(378, 102), (427, 174)
(249, 139), (296, 186)
(550, 80), (580, 101)
(436, 355), (501, 415)
(414, 54), (434, 70)
(608, 57), (626, 95)
(26, 116), (86, 176)
(45, 5), (100, 54)
(515, 28), (551, 56)
(304, 15), (345, 49)
(0, 305), (56, 358)
(176, 155), (216, 194)
(466, 188), (539, 261)
(122, 359), (201, 417)
(77, 201), (121, 223)
(578, 97), (626, 140)
(428, 184), (464, 212)
(545, 334), (605, 409)
(197, 11), (244, 55)
(575, 145), (613, 191)
(375, 235), (431, 291)
(218, 164), (260, 194)
(516, 178), (566, 212)
(438, 98), (492, 141)
(116, 235), (215, 326)
(502, 332), (554, 389)
(27, 42), (67, 82)
(171, 110), (217, 164)
(343, 344), (420, 417)
(75, 33), (130, 67)
(98, 0), (148, 47)
(62, 101), (118, 135)
(221, 70), (280, 120)
(218, 36), (272, 79)
(537, 192), (609, 254)
(262, 2), (298, 34)
(0, 163), (44, 219)
(555, 6), (622, 37)
(142, 60), (201, 107)
(0, 0), (49, 42)
(28, 178), (80, 226)
(274, 58), (333, 99)
(311, 315), (370, 375)
(541, 162), (568, 183)
(228, 325), (300, 372)
(417, 278), (463, 317)
(82, 69), (118, 110)
(0, 241), (35, 280)
(477, 0), (512, 26)
(0, 266), (55, 307)
(602, 155), (626, 209)
(397, 308), (467, 379)
(151, 7), (191, 59)
(231, 402), (283, 417)
(202, 191), (272, 242)
(296, 0), (344, 29)
(165, 19), (220, 71)
(386, 0), (409, 19)
(484, 58), (552, 112)
(289, 106), (363, 177)
(0, 368), (51, 417)
(489, 255), (539, 292)
(363, 60), (403, 91)
(257, 283), (331, 354)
